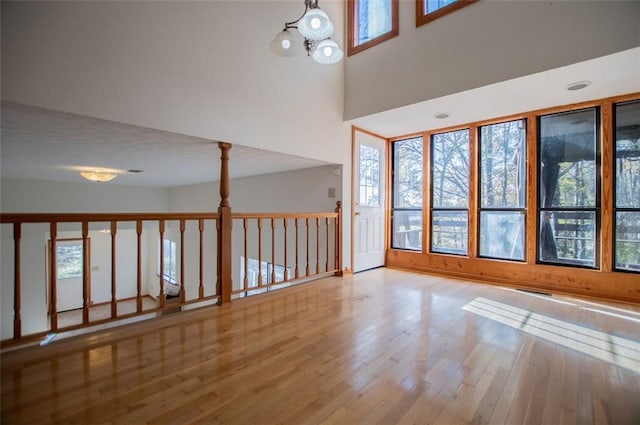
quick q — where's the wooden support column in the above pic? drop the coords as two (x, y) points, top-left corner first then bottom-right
(13, 223), (22, 339)
(217, 142), (233, 304)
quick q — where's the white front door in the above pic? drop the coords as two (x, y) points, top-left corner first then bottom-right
(353, 129), (386, 272)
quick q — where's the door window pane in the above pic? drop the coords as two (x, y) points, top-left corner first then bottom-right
(359, 144), (380, 207)
(57, 243), (83, 279)
(479, 212), (525, 261)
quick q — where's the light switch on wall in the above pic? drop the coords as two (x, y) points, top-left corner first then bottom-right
(328, 188), (336, 198)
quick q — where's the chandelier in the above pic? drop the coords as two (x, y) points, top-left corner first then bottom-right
(270, 0), (343, 65)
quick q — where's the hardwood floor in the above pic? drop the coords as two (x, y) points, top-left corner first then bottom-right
(2, 268), (639, 425)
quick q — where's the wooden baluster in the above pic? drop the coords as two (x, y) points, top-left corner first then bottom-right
(13, 223), (22, 339)
(159, 220), (166, 308)
(180, 219), (186, 304)
(295, 219), (299, 279)
(243, 218), (248, 291)
(335, 201), (343, 276)
(283, 218), (288, 282)
(217, 142), (233, 304)
(136, 220), (142, 313)
(82, 221), (90, 324)
(50, 222), (58, 331)
(258, 218), (263, 287)
(306, 218), (310, 277)
(199, 219), (204, 299)
(325, 217), (330, 272)
(271, 218), (276, 284)
(316, 218), (320, 274)
(110, 221), (117, 319)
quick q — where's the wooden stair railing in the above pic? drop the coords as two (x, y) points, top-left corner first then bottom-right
(0, 141), (344, 346)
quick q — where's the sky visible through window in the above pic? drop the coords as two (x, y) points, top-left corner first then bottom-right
(357, 0), (392, 45)
(426, 0), (457, 14)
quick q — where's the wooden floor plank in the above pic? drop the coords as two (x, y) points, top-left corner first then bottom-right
(2, 268), (639, 425)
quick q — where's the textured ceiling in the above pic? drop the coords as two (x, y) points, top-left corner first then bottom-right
(0, 102), (331, 187)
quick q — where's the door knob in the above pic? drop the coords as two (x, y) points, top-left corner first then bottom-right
(355, 211), (361, 216)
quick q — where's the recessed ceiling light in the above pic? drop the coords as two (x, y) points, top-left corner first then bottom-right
(434, 113), (450, 119)
(566, 81), (591, 91)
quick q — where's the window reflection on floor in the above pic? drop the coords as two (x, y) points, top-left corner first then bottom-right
(462, 297), (640, 374)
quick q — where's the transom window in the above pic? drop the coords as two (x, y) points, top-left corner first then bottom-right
(348, 0), (399, 56)
(416, 0), (477, 27)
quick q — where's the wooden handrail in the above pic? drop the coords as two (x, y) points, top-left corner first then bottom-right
(231, 204), (342, 296)
(231, 212), (338, 219)
(1, 212), (220, 223)
(1, 200), (342, 344)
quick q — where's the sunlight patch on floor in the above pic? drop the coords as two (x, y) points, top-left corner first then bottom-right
(462, 297), (640, 374)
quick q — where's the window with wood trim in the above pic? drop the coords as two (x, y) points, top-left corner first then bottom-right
(614, 100), (640, 272)
(416, 0), (477, 27)
(538, 108), (600, 268)
(431, 129), (470, 255)
(478, 119), (527, 261)
(348, 0), (399, 56)
(391, 137), (423, 251)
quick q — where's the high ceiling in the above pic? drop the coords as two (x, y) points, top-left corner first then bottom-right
(1, 48), (638, 189)
(348, 48), (640, 138)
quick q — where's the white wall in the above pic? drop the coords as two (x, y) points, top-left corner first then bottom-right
(170, 165), (343, 212)
(1, 1), (347, 165)
(344, 0), (640, 120)
(1, 178), (170, 213)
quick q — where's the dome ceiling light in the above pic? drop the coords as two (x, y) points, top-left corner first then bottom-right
(270, 0), (343, 65)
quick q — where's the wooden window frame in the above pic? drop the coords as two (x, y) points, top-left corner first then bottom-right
(416, 0), (477, 27)
(430, 128), (471, 256)
(536, 107), (601, 270)
(477, 119), (528, 262)
(612, 99), (640, 273)
(391, 136), (424, 252)
(348, 0), (399, 57)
